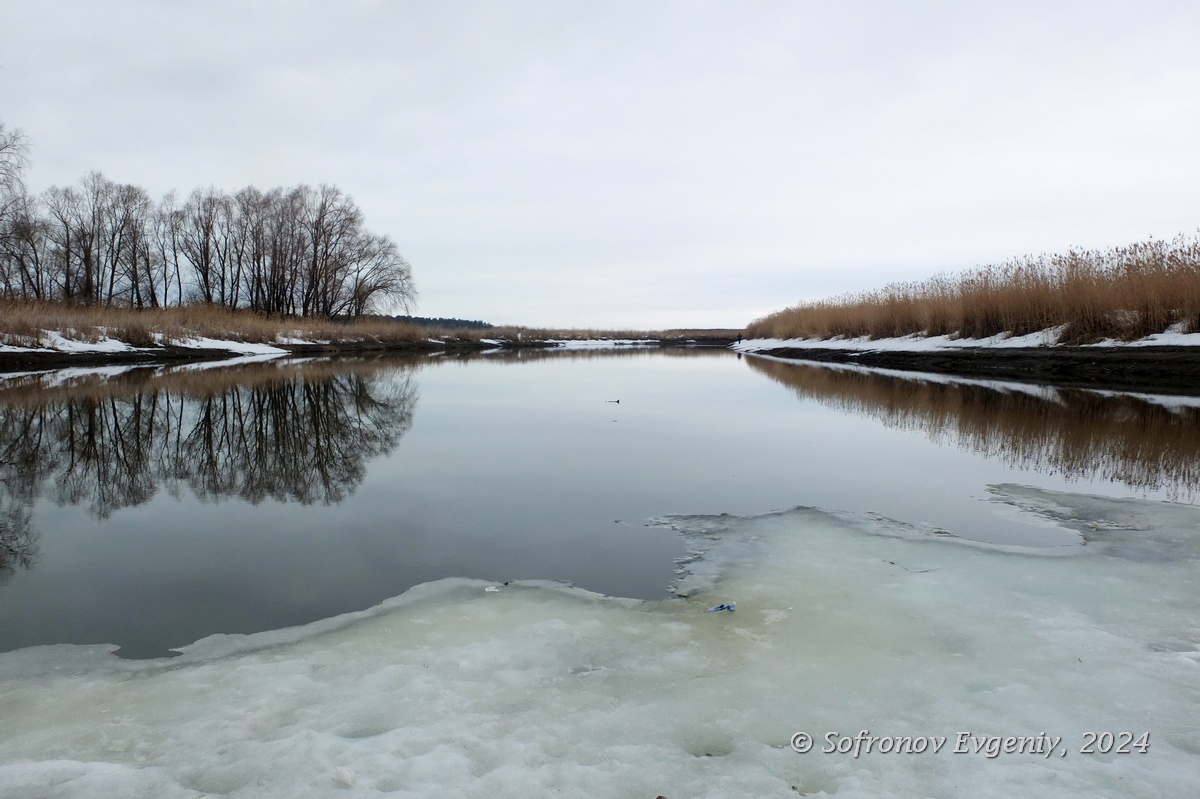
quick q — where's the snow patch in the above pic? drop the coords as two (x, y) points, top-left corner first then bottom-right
(40, 331), (136, 353)
(735, 325), (1200, 354)
(167, 337), (288, 356)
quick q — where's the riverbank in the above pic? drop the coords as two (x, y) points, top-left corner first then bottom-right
(735, 330), (1200, 394)
(0, 331), (739, 372)
(0, 299), (740, 372)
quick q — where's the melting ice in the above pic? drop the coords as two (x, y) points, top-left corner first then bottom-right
(1, 486), (1198, 798)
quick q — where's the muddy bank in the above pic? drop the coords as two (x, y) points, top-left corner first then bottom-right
(749, 345), (1200, 395)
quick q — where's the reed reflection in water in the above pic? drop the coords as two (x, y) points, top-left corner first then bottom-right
(0, 359), (419, 581)
(747, 357), (1200, 500)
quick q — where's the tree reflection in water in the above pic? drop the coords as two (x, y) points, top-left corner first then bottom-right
(747, 357), (1200, 500)
(0, 358), (420, 579)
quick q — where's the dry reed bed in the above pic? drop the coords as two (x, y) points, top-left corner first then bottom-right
(747, 234), (1200, 344)
(0, 301), (427, 349)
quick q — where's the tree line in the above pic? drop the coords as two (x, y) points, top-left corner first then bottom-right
(0, 122), (415, 317)
(393, 315), (494, 329)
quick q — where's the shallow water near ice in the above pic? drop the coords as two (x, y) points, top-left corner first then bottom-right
(1, 349), (1199, 797)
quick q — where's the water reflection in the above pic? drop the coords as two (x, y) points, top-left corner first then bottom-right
(747, 357), (1200, 500)
(0, 498), (34, 582)
(0, 359), (419, 579)
(438, 345), (729, 365)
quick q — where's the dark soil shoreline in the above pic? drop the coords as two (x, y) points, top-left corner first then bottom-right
(0, 336), (738, 372)
(750, 346), (1200, 395)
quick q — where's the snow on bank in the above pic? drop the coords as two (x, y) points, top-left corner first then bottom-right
(547, 339), (660, 350)
(735, 324), (1200, 354)
(0, 331), (136, 354)
(0, 330), (313, 359)
(167, 336), (288, 356)
(1, 489), (1196, 798)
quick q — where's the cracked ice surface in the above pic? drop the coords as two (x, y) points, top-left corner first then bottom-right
(1, 489), (1197, 798)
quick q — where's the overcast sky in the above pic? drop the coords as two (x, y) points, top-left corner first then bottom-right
(3, 1), (1198, 329)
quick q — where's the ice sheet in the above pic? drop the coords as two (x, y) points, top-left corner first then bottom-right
(1, 491), (1197, 798)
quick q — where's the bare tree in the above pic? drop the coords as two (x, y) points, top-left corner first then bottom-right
(153, 191), (186, 306)
(342, 233), (417, 317)
(0, 193), (51, 299)
(0, 123), (27, 194)
(178, 187), (224, 304)
(0, 123), (32, 297)
(42, 184), (83, 300)
(1, 126), (418, 316)
(111, 184), (156, 308)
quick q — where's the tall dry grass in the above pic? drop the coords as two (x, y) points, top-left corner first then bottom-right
(747, 234), (1200, 344)
(0, 301), (427, 348)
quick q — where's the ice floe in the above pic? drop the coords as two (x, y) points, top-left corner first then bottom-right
(1, 488), (1196, 797)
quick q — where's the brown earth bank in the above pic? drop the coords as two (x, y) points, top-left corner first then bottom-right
(750, 346), (1200, 395)
(0, 335), (738, 372)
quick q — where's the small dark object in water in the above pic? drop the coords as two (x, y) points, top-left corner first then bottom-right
(606, 399), (620, 403)
(705, 602), (736, 613)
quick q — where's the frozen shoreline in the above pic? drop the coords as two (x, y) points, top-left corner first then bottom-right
(735, 329), (1200, 394)
(734, 325), (1200, 353)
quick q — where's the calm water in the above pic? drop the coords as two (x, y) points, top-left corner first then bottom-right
(1, 348), (1197, 658)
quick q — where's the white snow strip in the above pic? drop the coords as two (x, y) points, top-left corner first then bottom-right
(169, 337), (288, 356)
(2, 330), (297, 357)
(1084, 323), (1200, 347)
(736, 325), (1200, 354)
(40, 331), (136, 353)
(0, 343), (52, 353)
(735, 329), (1064, 353)
(274, 336), (326, 345)
(547, 339), (660, 350)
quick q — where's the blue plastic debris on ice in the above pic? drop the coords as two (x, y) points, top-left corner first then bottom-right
(704, 602), (736, 612)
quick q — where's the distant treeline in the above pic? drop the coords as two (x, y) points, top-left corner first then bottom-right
(389, 315), (493, 330)
(0, 122), (415, 318)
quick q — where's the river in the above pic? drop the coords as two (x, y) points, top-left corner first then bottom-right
(1, 348), (1197, 797)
